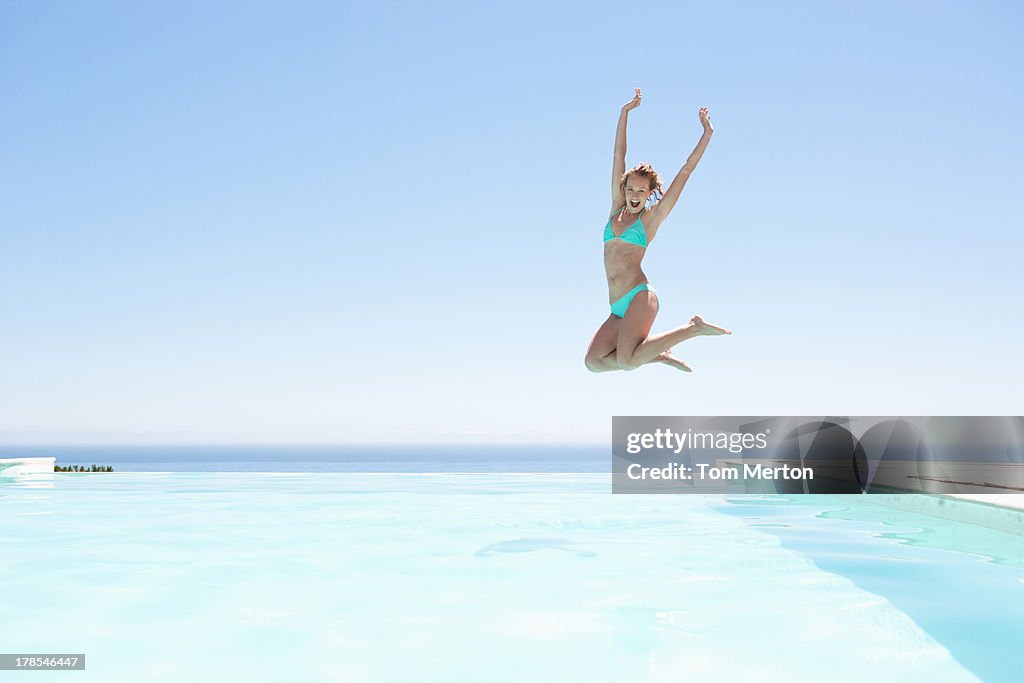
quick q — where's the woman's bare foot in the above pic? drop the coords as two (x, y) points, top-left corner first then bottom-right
(690, 315), (731, 336)
(655, 351), (693, 372)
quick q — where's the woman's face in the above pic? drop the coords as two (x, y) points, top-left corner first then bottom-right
(623, 175), (653, 213)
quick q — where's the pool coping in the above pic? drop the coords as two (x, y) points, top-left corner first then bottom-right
(0, 456), (56, 475)
(859, 493), (1024, 537)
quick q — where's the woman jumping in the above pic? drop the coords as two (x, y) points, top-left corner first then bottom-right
(585, 88), (731, 374)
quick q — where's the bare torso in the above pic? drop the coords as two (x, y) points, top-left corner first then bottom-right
(603, 205), (657, 303)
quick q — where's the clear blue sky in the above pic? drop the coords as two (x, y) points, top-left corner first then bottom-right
(2, 1), (1021, 444)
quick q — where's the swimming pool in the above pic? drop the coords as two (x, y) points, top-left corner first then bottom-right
(2, 473), (1022, 682)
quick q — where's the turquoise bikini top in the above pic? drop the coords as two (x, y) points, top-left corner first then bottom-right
(603, 207), (648, 248)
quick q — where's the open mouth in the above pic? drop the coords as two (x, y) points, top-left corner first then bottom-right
(629, 199), (641, 208)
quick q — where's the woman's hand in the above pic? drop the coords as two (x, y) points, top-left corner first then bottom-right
(699, 106), (713, 133)
(622, 88), (642, 112)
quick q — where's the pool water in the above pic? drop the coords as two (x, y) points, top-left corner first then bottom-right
(2, 473), (1022, 682)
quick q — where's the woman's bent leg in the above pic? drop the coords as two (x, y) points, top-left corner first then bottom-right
(585, 315), (622, 372)
(615, 291), (659, 371)
(621, 315), (732, 369)
(586, 312), (670, 372)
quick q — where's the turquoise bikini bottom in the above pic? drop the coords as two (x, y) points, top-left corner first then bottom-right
(610, 283), (656, 318)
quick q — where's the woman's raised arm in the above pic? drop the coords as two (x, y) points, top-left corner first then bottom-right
(612, 88), (642, 208)
(649, 106), (714, 224)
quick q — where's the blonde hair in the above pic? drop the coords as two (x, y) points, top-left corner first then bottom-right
(619, 162), (664, 205)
